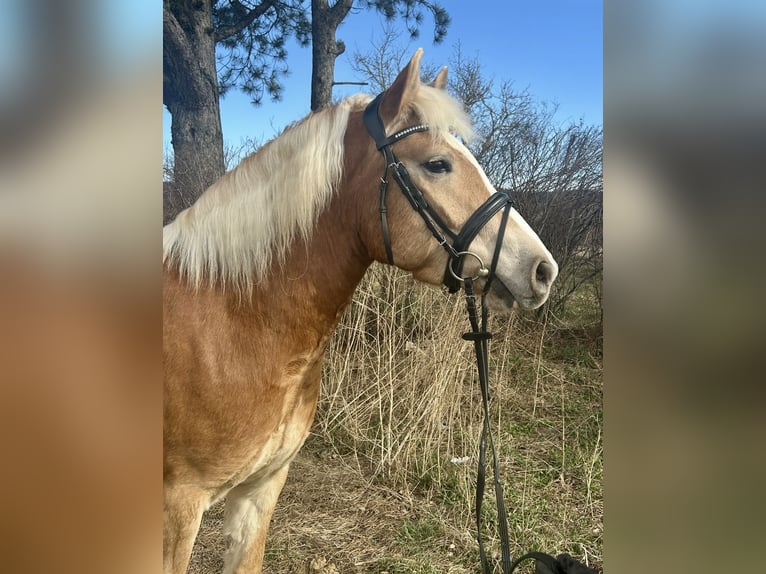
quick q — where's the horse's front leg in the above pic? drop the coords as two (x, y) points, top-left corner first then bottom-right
(164, 483), (209, 574)
(222, 465), (290, 574)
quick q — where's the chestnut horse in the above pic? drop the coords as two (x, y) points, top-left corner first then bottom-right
(163, 50), (557, 574)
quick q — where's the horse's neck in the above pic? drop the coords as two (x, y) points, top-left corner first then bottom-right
(259, 203), (371, 336)
(251, 144), (376, 344)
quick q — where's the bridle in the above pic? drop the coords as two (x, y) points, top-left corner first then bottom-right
(363, 93), (513, 295)
(363, 94), (598, 574)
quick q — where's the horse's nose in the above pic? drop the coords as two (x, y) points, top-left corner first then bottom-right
(532, 259), (557, 296)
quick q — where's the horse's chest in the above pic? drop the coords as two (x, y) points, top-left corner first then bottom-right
(226, 353), (323, 490)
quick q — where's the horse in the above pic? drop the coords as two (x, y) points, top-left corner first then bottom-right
(163, 49), (558, 574)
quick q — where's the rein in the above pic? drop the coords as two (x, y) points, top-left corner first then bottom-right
(363, 95), (598, 574)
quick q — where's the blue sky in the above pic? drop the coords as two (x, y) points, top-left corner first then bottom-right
(163, 1), (602, 152)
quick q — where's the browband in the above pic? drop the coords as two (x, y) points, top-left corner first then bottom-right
(363, 93), (429, 150)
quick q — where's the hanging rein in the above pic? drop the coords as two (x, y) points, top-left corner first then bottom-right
(363, 95), (597, 574)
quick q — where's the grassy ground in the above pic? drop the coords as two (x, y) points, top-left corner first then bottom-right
(188, 266), (602, 573)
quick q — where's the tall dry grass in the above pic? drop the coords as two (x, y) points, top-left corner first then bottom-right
(319, 264), (479, 481)
(315, 263), (603, 567)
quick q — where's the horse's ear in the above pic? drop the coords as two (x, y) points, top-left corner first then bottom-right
(429, 66), (448, 90)
(379, 48), (423, 126)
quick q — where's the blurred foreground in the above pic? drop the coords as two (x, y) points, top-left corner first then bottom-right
(0, 1), (765, 572)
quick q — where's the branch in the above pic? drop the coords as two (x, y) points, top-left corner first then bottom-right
(215, 0), (279, 43)
(328, 0), (354, 27)
(163, 4), (187, 59)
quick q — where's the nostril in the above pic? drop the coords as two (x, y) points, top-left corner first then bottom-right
(535, 260), (553, 287)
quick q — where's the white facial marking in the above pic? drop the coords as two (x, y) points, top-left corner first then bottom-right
(442, 134), (558, 308)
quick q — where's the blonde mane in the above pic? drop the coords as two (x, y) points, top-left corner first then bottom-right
(163, 85), (473, 293)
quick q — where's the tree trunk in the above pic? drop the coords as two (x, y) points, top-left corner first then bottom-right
(163, 0), (225, 217)
(311, 0), (353, 111)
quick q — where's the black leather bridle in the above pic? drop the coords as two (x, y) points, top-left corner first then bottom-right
(363, 93), (513, 295)
(363, 93), (598, 574)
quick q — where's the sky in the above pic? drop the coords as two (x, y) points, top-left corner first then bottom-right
(163, 0), (602, 153)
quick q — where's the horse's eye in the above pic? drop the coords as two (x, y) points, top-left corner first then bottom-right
(423, 159), (452, 174)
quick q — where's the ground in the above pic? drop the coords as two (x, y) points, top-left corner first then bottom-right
(189, 426), (602, 573)
(189, 440), (483, 574)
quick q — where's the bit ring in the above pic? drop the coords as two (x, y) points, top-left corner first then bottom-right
(449, 251), (489, 282)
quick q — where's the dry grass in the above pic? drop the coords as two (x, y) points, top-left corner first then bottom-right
(188, 264), (602, 573)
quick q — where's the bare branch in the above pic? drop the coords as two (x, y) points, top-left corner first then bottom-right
(214, 0), (279, 43)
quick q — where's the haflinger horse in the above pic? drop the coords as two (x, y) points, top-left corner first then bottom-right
(163, 49), (557, 574)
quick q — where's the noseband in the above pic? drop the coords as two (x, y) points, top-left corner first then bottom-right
(363, 94), (513, 294)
